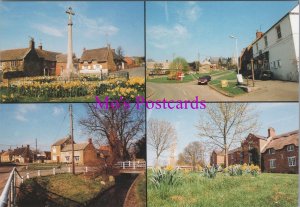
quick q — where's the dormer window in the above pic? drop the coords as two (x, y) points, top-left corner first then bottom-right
(287, 145), (294, 152)
(276, 25), (282, 39)
(268, 148), (275, 154)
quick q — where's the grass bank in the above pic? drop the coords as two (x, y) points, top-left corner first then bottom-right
(147, 172), (298, 207)
(18, 173), (114, 207)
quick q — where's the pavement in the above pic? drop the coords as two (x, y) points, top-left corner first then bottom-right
(147, 79), (298, 102)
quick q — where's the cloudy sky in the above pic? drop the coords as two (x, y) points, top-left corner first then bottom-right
(0, 1), (144, 57)
(147, 1), (298, 62)
(147, 103), (299, 166)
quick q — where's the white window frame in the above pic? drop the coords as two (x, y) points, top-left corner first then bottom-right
(288, 156), (296, 167)
(268, 148), (275, 154)
(287, 145), (294, 152)
(270, 159), (276, 169)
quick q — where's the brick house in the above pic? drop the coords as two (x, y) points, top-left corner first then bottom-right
(0, 38), (61, 77)
(55, 54), (79, 76)
(228, 147), (243, 166)
(60, 138), (98, 165)
(210, 150), (225, 166)
(51, 136), (74, 163)
(262, 130), (298, 173)
(1, 150), (12, 162)
(11, 145), (33, 163)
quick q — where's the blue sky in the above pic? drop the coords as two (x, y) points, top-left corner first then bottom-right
(0, 104), (92, 151)
(147, 1), (298, 62)
(0, 1), (144, 57)
(147, 103), (299, 166)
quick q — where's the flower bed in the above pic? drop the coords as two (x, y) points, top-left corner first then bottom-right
(0, 77), (145, 102)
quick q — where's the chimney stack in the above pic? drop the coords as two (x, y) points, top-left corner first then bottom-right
(88, 138), (92, 144)
(29, 37), (35, 50)
(268, 127), (276, 138)
(38, 43), (43, 50)
(256, 31), (263, 39)
(83, 47), (86, 52)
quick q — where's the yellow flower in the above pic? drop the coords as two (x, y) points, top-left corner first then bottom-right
(165, 165), (174, 171)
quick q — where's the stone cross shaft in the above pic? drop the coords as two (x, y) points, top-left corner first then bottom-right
(65, 7), (75, 77)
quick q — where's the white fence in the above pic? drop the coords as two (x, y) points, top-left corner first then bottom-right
(115, 161), (146, 170)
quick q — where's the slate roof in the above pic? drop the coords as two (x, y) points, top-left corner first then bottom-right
(36, 49), (61, 62)
(0, 48), (30, 61)
(12, 146), (32, 157)
(52, 136), (72, 146)
(61, 143), (89, 152)
(262, 130), (299, 153)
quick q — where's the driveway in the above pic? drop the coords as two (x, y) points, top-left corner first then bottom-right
(147, 80), (298, 102)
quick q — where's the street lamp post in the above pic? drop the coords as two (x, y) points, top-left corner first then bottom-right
(229, 35), (239, 74)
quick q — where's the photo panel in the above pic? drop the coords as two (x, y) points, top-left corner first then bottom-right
(146, 1), (299, 102)
(0, 1), (145, 103)
(146, 102), (299, 206)
(0, 103), (146, 206)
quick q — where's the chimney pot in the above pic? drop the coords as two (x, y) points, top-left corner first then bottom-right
(38, 43), (42, 50)
(256, 31), (263, 39)
(29, 38), (35, 49)
(88, 138), (92, 144)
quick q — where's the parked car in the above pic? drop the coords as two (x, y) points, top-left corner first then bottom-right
(261, 70), (273, 80)
(198, 75), (211, 85)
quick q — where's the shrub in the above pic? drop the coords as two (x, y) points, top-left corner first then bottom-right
(224, 164), (261, 177)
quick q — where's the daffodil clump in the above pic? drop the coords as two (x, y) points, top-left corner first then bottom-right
(1, 77), (145, 101)
(1, 94), (19, 102)
(224, 164), (261, 177)
(150, 166), (181, 188)
(202, 164), (217, 179)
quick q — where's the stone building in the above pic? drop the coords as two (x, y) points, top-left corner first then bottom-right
(0, 38), (61, 77)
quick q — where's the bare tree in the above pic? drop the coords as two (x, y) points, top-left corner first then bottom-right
(147, 118), (177, 167)
(80, 104), (145, 163)
(116, 46), (124, 57)
(196, 103), (258, 167)
(177, 141), (205, 171)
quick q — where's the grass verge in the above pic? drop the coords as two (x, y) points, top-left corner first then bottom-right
(147, 172), (298, 207)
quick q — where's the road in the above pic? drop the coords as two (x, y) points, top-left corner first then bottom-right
(147, 79), (298, 102)
(123, 67), (145, 78)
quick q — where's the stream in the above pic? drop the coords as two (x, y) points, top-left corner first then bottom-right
(88, 173), (138, 207)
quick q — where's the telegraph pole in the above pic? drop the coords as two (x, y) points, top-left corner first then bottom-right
(69, 104), (75, 174)
(35, 138), (37, 162)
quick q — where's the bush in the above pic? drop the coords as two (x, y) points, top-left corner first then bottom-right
(3, 71), (24, 79)
(224, 164), (261, 177)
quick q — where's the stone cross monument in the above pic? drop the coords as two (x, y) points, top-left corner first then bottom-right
(64, 7), (75, 79)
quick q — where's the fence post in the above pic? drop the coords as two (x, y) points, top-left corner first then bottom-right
(133, 161), (136, 169)
(53, 168), (55, 175)
(129, 161), (131, 168)
(38, 170), (40, 177)
(68, 167), (71, 173)
(123, 162), (125, 169)
(85, 166), (88, 173)
(26, 173), (29, 179)
(13, 170), (16, 206)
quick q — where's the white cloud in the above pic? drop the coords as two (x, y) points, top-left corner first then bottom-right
(148, 24), (189, 49)
(177, 2), (201, 23)
(32, 24), (64, 37)
(53, 106), (64, 116)
(15, 104), (38, 122)
(76, 14), (119, 38)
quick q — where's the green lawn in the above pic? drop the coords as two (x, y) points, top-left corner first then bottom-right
(136, 174), (146, 207)
(18, 173), (114, 206)
(147, 74), (196, 84)
(147, 172), (298, 207)
(25, 163), (65, 171)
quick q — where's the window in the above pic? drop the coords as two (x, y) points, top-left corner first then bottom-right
(277, 60), (281, 68)
(74, 156), (80, 161)
(268, 148), (275, 154)
(52, 147), (56, 153)
(276, 25), (282, 39)
(256, 43), (258, 52)
(264, 36), (268, 47)
(270, 159), (276, 168)
(288, 156), (296, 167)
(65, 156), (70, 161)
(287, 145), (294, 152)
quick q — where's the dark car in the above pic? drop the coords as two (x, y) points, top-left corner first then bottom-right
(261, 70), (273, 80)
(198, 75), (211, 85)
